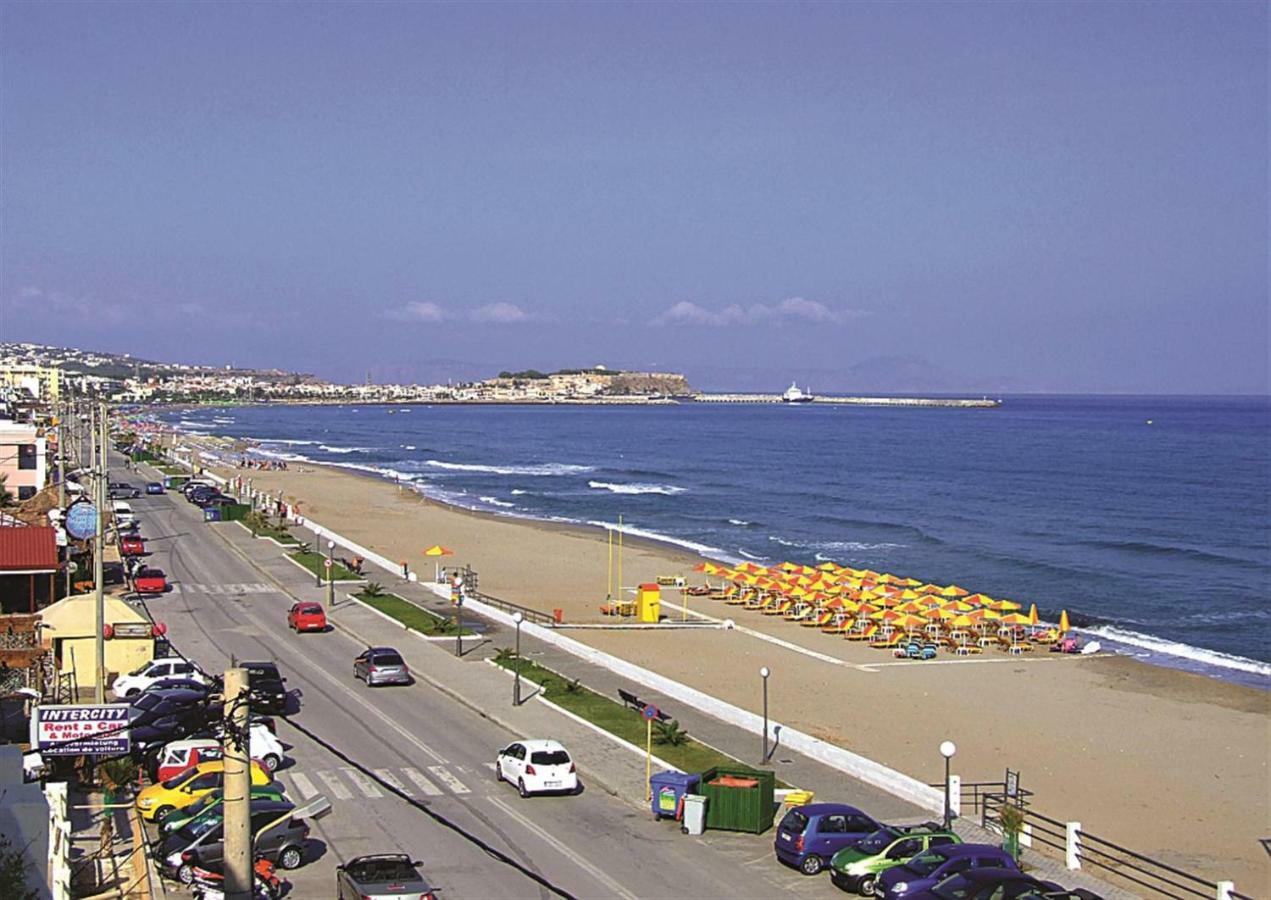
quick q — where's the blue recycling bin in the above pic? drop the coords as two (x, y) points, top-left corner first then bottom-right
(650, 770), (701, 820)
(203, 507), (222, 522)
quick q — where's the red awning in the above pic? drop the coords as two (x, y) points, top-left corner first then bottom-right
(0, 527), (58, 571)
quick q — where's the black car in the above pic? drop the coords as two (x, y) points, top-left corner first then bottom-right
(129, 689), (213, 748)
(918, 868), (1075, 900)
(109, 482), (141, 499)
(196, 494), (236, 510)
(160, 801), (309, 883)
(186, 486), (219, 503)
(242, 661), (289, 713)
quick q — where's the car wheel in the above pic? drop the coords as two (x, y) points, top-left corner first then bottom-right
(800, 854), (824, 876)
(278, 846), (303, 870)
(177, 863), (195, 885)
(495, 762), (504, 783)
(153, 805), (174, 823)
(263, 754), (281, 773)
(859, 875), (878, 896)
(517, 778), (529, 799)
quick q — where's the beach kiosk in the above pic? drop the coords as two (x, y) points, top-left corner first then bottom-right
(636, 583), (661, 623)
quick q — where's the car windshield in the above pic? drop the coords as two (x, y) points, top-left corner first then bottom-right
(140, 569), (164, 578)
(905, 851), (947, 876)
(348, 858), (421, 883)
(161, 768), (200, 790)
(184, 816), (222, 838)
(931, 874), (975, 900)
(373, 653), (404, 667)
(130, 661), (155, 676)
(300, 606), (322, 614)
(856, 828), (902, 854)
(780, 810), (809, 833)
(530, 750), (570, 765)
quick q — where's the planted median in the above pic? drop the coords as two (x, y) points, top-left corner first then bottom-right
(354, 585), (473, 636)
(289, 549), (361, 581)
(491, 654), (785, 782)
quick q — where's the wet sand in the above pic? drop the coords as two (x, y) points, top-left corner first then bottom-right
(196, 448), (1269, 889)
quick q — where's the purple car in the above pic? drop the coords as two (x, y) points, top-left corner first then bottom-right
(774, 803), (883, 875)
(877, 843), (1019, 899)
(899, 867), (1077, 900)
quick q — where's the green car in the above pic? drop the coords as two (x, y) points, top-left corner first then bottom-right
(829, 825), (961, 895)
(159, 784), (287, 835)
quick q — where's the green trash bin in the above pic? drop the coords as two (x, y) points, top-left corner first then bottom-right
(698, 766), (776, 834)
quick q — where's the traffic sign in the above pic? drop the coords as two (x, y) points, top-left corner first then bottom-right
(642, 704), (660, 722)
(323, 558), (332, 569)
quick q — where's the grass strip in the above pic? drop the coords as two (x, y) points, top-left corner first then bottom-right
(355, 590), (474, 636)
(248, 521), (299, 545)
(491, 655), (787, 783)
(290, 550), (361, 581)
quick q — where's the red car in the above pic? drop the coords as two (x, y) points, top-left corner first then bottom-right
(120, 536), (145, 556)
(134, 568), (168, 594)
(287, 602), (327, 633)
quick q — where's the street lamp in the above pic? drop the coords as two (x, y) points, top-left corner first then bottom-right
(759, 666), (771, 764)
(512, 612), (524, 706)
(326, 541), (335, 603)
(940, 740), (957, 830)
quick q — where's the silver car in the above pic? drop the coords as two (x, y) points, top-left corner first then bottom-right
(336, 853), (434, 900)
(354, 647), (411, 686)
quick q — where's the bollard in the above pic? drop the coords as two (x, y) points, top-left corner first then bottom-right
(1216, 882), (1234, 900)
(948, 774), (961, 819)
(1065, 821), (1082, 870)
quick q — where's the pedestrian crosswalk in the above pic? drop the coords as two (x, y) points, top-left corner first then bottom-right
(170, 582), (277, 595)
(277, 765), (469, 802)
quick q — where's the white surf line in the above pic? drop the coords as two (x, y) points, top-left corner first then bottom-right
(287, 771), (317, 800)
(316, 769), (353, 801)
(427, 765), (470, 795)
(486, 795), (640, 900)
(401, 767), (442, 796)
(341, 766), (384, 798)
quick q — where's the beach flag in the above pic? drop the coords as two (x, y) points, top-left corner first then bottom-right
(1059, 609), (1070, 634)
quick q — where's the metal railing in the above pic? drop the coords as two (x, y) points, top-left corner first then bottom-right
(469, 589), (557, 626)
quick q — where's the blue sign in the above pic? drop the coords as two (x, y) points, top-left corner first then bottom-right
(65, 503), (98, 540)
(32, 704), (131, 756)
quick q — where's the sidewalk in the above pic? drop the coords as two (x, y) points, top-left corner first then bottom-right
(208, 516), (1131, 899)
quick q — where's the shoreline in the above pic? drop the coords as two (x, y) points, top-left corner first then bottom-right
(221, 430), (1270, 690)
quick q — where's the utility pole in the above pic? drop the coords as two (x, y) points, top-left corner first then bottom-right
(91, 405), (105, 703)
(222, 666), (252, 900)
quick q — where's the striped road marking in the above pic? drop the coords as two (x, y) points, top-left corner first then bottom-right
(341, 767), (384, 798)
(286, 772), (317, 800)
(316, 769), (353, 801)
(428, 766), (470, 794)
(372, 769), (406, 795)
(401, 767), (441, 796)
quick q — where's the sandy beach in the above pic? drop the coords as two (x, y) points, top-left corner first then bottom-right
(197, 450), (1268, 889)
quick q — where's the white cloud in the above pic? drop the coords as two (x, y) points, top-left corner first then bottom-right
(471, 302), (530, 324)
(10, 286), (127, 323)
(651, 296), (868, 327)
(387, 301), (447, 323)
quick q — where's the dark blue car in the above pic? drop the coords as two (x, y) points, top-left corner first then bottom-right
(877, 843), (1019, 899)
(900, 866), (1071, 900)
(774, 803), (883, 875)
(145, 482), (165, 494)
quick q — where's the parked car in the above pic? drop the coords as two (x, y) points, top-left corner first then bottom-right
(141, 678), (213, 698)
(119, 535), (146, 556)
(112, 500), (136, 526)
(128, 689), (215, 749)
(774, 803), (884, 875)
(160, 800), (308, 883)
(110, 482), (141, 499)
(152, 725), (285, 782)
(243, 661), (290, 713)
(906, 868), (1069, 900)
(495, 739), (579, 798)
(134, 567), (169, 594)
(877, 844), (1020, 899)
(354, 647), (411, 687)
(287, 602), (328, 633)
(829, 824), (961, 895)
(146, 482), (166, 494)
(336, 854), (436, 900)
(195, 493), (236, 509)
(114, 658), (210, 698)
(186, 486), (220, 503)
(160, 783), (288, 835)
(135, 759), (272, 822)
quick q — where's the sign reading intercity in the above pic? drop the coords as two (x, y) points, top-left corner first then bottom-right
(31, 704), (130, 756)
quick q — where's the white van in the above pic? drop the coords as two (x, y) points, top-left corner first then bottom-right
(112, 500), (136, 526)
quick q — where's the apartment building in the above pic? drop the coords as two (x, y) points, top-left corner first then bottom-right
(0, 421), (47, 501)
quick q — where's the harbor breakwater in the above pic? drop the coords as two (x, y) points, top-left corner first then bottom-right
(692, 393), (1001, 407)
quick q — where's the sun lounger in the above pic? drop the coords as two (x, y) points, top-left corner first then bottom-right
(804, 611), (833, 628)
(845, 624), (877, 641)
(870, 631), (903, 649)
(763, 600), (793, 616)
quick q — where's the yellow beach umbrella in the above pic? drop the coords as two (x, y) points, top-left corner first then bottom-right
(1059, 609), (1070, 633)
(899, 588), (921, 600)
(963, 593), (994, 605)
(893, 613), (927, 631)
(941, 584), (970, 597)
(1028, 603), (1039, 625)
(998, 612), (1031, 626)
(423, 544), (454, 581)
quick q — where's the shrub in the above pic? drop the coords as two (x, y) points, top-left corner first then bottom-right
(654, 718), (689, 746)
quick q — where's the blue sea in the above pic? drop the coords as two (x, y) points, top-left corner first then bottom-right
(165, 396), (1270, 688)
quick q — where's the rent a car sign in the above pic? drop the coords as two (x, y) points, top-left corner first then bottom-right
(31, 704), (131, 756)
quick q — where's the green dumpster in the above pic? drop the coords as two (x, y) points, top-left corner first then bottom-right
(698, 766), (776, 834)
(220, 503), (251, 522)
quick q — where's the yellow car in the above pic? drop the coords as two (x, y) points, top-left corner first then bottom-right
(136, 760), (272, 822)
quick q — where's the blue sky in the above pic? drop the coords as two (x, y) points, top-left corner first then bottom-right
(1, 2), (1266, 392)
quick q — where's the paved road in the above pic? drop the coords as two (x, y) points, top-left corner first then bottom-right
(122, 471), (819, 899)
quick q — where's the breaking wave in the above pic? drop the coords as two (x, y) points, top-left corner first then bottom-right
(588, 481), (686, 496)
(425, 460), (594, 476)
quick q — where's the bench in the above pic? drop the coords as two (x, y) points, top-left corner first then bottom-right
(617, 688), (671, 722)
